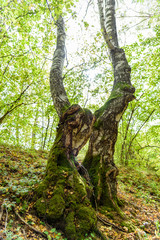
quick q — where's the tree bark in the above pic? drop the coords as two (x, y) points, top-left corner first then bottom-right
(49, 16), (70, 118)
(34, 17), (97, 239)
(83, 0), (135, 212)
(34, 1), (136, 237)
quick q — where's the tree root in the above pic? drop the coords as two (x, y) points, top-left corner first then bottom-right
(97, 213), (127, 232)
(13, 207), (48, 239)
(121, 220), (136, 232)
(0, 201), (4, 222)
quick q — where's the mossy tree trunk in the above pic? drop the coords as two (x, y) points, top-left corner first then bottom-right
(34, 1), (136, 238)
(34, 17), (97, 240)
(83, 0), (135, 213)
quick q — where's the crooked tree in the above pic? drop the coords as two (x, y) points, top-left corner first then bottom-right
(34, 0), (135, 239)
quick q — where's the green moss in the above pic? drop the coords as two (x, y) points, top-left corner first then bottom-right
(35, 197), (46, 217)
(76, 206), (97, 235)
(73, 172), (87, 199)
(83, 154), (101, 194)
(121, 220), (136, 232)
(47, 194), (65, 220)
(100, 207), (114, 219)
(94, 82), (133, 119)
(46, 146), (58, 174)
(61, 103), (71, 115)
(65, 211), (76, 240)
(57, 151), (72, 169)
(35, 179), (48, 197)
(113, 82), (133, 92)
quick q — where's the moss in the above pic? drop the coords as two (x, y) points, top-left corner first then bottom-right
(94, 82), (133, 119)
(113, 82), (133, 92)
(35, 197), (46, 217)
(83, 154), (101, 196)
(46, 145), (58, 174)
(65, 211), (76, 240)
(47, 194), (65, 220)
(61, 103), (71, 115)
(73, 172), (87, 199)
(57, 151), (72, 169)
(76, 206), (97, 235)
(54, 182), (65, 195)
(35, 179), (48, 197)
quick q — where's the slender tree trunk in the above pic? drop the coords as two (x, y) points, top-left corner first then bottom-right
(48, 117), (54, 146)
(16, 109), (20, 146)
(31, 106), (39, 149)
(41, 102), (44, 149)
(42, 115), (50, 150)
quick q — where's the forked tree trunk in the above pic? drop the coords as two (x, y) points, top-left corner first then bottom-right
(34, 0), (135, 238)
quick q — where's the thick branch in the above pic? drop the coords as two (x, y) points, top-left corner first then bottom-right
(50, 16), (70, 118)
(98, 0), (135, 91)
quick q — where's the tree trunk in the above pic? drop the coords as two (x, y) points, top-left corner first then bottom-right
(34, 17), (97, 239)
(83, 0), (135, 213)
(83, 90), (134, 211)
(34, 104), (97, 239)
(34, 1), (136, 237)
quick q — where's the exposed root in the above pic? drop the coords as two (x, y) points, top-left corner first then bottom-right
(13, 207), (48, 239)
(97, 213), (127, 232)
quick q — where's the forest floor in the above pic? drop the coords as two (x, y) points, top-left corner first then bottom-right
(0, 144), (160, 240)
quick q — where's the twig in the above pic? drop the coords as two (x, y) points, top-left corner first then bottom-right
(4, 207), (8, 231)
(14, 208), (47, 239)
(83, 0), (92, 19)
(138, 145), (160, 151)
(46, 0), (56, 24)
(97, 213), (126, 232)
(22, 229), (28, 240)
(0, 202), (4, 222)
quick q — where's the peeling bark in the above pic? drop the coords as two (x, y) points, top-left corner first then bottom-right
(35, 1), (136, 238)
(83, 0), (135, 213)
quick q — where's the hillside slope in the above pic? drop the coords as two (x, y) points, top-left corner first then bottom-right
(0, 144), (160, 239)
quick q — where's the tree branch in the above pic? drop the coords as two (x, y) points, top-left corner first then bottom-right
(46, 0), (56, 24)
(127, 109), (155, 152)
(138, 145), (160, 151)
(50, 16), (70, 118)
(97, 0), (115, 50)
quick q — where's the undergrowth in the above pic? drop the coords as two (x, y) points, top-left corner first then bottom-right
(0, 144), (160, 239)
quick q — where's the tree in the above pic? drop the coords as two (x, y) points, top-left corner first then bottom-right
(115, 24), (160, 168)
(34, 0), (135, 239)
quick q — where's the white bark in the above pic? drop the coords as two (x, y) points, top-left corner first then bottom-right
(50, 16), (70, 118)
